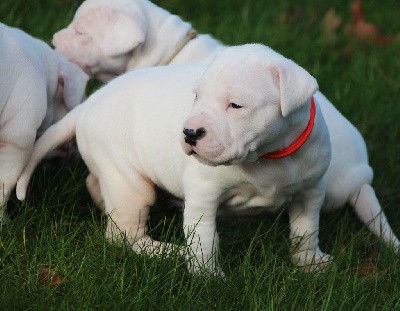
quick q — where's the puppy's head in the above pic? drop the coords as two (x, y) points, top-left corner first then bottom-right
(181, 44), (318, 166)
(52, 0), (146, 82)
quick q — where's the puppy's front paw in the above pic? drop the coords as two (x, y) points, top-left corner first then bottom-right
(186, 256), (225, 277)
(189, 264), (226, 278)
(132, 236), (185, 257)
(292, 249), (333, 272)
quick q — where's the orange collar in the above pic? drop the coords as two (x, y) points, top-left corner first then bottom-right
(261, 97), (316, 159)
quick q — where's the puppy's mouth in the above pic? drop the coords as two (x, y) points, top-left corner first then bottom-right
(181, 137), (195, 156)
(94, 72), (118, 83)
(83, 65), (94, 76)
(181, 135), (254, 166)
(182, 144), (247, 167)
(185, 147), (197, 156)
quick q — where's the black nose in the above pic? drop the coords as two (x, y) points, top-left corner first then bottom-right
(183, 127), (206, 146)
(50, 43), (55, 49)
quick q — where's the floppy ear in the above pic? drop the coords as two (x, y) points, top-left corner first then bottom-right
(268, 59), (318, 117)
(58, 61), (89, 110)
(102, 10), (146, 57)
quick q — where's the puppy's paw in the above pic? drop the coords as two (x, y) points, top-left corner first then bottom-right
(188, 264), (226, 278)
(292, 249), (333, 272)
(132, 236), (185, 257)
(186, 256), (225, 278)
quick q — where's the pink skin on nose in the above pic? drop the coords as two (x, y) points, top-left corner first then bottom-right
(184, 115), (206, 132)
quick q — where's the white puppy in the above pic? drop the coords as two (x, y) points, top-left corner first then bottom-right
(52, 0), (399, 252)
(17, 44), (399, 274)
(0, 23), (89, 221)
(51, 0), (222, 82)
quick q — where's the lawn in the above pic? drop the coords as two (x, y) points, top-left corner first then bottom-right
(1, 0), (400, 310)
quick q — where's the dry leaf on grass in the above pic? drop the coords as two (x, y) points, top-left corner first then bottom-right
(338, 243), (390, 277)
(276, 6), (304, 26)
(39, 268), (66, 286)
(348, 0), (392, 46)
(355, 261), (390, 277)
(322, 0), (396, 47)
(322, 9), (342, 43)
(338, 244), (347, 257)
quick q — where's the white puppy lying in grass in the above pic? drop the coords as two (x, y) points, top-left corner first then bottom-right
(0, 22), (89, 221)
(17, 44), (400, 274)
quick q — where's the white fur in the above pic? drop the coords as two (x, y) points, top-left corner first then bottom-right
(51, 0), (223, 82)
(36, 0), (400, 269)
(0, 23), (89, 221)
(17, 44), (400, 274)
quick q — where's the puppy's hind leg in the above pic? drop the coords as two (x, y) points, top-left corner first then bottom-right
(86, 173), (104, 212)
(0, 142), (33, 222)
(349, 183), (400, 251)
(99, 171), (184, 257)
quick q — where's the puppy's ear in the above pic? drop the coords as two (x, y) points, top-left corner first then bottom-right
(58, 60), (89, 110)
(102, 10), (146, 57)
(268, 59), (318, 117)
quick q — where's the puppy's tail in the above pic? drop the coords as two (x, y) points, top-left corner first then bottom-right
(16, 104), (84, 201)
(349, 183), (400, 251)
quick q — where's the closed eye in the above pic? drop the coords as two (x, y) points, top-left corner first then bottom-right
(74, 28), (85, 35)
(228, 103), (243, 109)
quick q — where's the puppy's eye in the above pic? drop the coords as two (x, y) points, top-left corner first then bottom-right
(228, 103), (243, 109)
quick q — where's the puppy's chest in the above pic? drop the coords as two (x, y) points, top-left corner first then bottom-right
(220, 184), (285, 215)
(219, 164), (303, 215)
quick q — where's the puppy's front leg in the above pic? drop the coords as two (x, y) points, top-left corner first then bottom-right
(183, 177), (221, 275)
(288, 178), (331, 272)
(183, 200), (220, 275)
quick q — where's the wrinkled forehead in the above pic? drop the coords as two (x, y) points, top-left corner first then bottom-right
(196, 52), (269, 96)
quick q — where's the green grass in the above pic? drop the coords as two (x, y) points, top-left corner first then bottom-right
(1, 0), (400, 309)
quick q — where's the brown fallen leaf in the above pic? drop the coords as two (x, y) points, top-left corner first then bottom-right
(366, 243), (381, 262)
(276, 5), (304, 26)
(39, 267), (66, 286)
(357, 261), (377, 276)
(355, 261), (389, 277)
(322, 8), (342, 43)
(348, 0), (392, 46)
(339, 242), (390, 277)
(286, 6), (304, 24)
(338, 244), (347, 257)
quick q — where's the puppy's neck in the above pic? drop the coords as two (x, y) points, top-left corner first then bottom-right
(125, 0), (193, 70)
(260, 98), (316, 159)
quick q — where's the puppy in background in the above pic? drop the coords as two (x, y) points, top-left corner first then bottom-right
(0, 22), (89, 221)
(51, 0), (223, 82)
